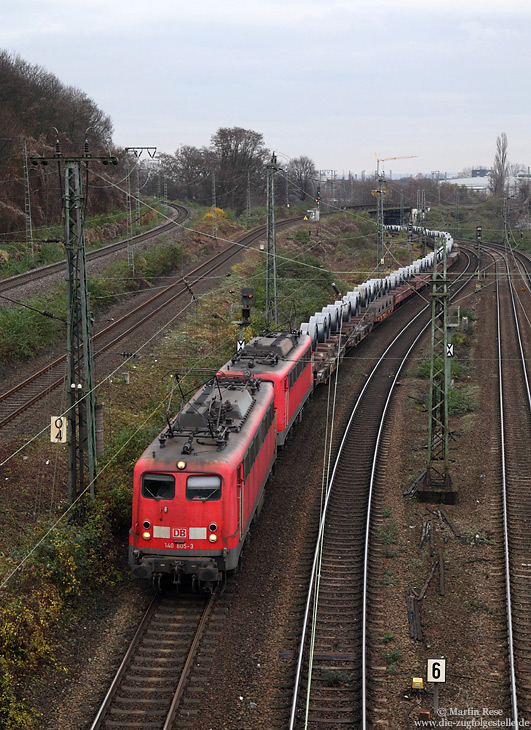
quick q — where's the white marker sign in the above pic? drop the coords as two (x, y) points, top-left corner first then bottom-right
(51, 416), (68, 443)
(427, 658), (446, 683)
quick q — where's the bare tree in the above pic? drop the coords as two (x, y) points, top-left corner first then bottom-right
(210, 127), (269, 214)
(489, 132), (509, 196)
(286, 156), (317, 201)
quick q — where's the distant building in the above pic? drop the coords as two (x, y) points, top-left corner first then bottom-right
(472, 168), (492, 178)
(446, 176), (490, 193)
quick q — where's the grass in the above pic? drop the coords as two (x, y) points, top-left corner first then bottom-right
(424, 198), (531, 250)
(321, 669), (355, 687)
(377, 519), (400, 546)
(0, 238), (183, 366)
(385, 645), (403, 674)
(0, 201), (166, 280)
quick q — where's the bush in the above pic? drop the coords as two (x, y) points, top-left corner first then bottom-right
(0, 657), (37, 729)
(0, 241), (183, 366)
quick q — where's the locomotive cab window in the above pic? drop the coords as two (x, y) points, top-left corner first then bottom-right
(186, 475), (221, 501)
(142, 473), (175, 500)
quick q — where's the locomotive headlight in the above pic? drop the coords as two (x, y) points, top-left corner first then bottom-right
(208, 534), (218, 543)
(177, 460), (186, 470)
(142, 531), (151, 541)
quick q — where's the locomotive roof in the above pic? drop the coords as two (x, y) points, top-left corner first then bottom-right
(227, 331), (309, 370)
(174, 379), (254, 431)
(140, 375), (273, 463)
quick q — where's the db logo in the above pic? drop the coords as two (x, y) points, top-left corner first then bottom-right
(172, 528), (187, 539)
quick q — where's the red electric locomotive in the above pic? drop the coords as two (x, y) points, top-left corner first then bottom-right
(220, 331), (313, 446)
(129, 374), (276, 591)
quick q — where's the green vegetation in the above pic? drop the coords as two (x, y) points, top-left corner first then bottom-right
(417, 355), (463, 380)
(385, 645), (403, 674)
(321, 668), (355, 687)
(467, 600), (496, 616)
(462, 531), (497, 546)
(0, 238), (183, 365)
(425, 198), (531, 252)
(0, 202), (166, 280)
(448, 384), (479, 415)
(377, 519), (400, 546)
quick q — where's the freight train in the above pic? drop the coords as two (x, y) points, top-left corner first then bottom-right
(129, 227), (457, 590)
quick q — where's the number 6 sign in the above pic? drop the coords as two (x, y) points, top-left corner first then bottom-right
(427, 658), (446, 683)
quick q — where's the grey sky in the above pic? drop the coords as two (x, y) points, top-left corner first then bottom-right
(2, 0), (530, 176)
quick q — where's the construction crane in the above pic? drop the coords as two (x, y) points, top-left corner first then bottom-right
(373, 153), (417, 278)
(375, 153), (417, 177)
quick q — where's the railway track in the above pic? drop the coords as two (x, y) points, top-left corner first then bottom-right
(489, 245), (531, 721)
(90, 592), (214, 730)
(285, 249), (478, 728)
(0, 215), (302, 434)
(0, 203), (190, 295)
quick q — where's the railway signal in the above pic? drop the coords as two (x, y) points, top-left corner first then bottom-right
(241, 287), (254, 324)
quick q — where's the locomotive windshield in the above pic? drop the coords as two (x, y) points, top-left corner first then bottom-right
(186, 475), (221, 501)
(142, 473), (175, 500)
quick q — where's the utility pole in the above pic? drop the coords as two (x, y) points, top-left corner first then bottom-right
(376, 173), (385, 277)
(135, 166), (141, 234)
(432, 170), (441, 204)
(246, 170), (251, 229)
(211, 170), (218, 239)
(22, 138), (35, 267)
(374, 154), (417, 275)
(125, 147), (157, 276)
(266, 153), (279, 330)
(124, 148), (156, 272)
(419, 239), (456, 503)
(503, 195), (509, 247)
(31, 141), (118, 505)
(476, 226), (482, 288)
(125, 153), (134, 274)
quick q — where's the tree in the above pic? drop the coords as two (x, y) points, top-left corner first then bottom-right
(286, 156), (317, 202)
(210, 127), (269, 214)
(489, 133), (509, 197)
(0, 50), (120, 233)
